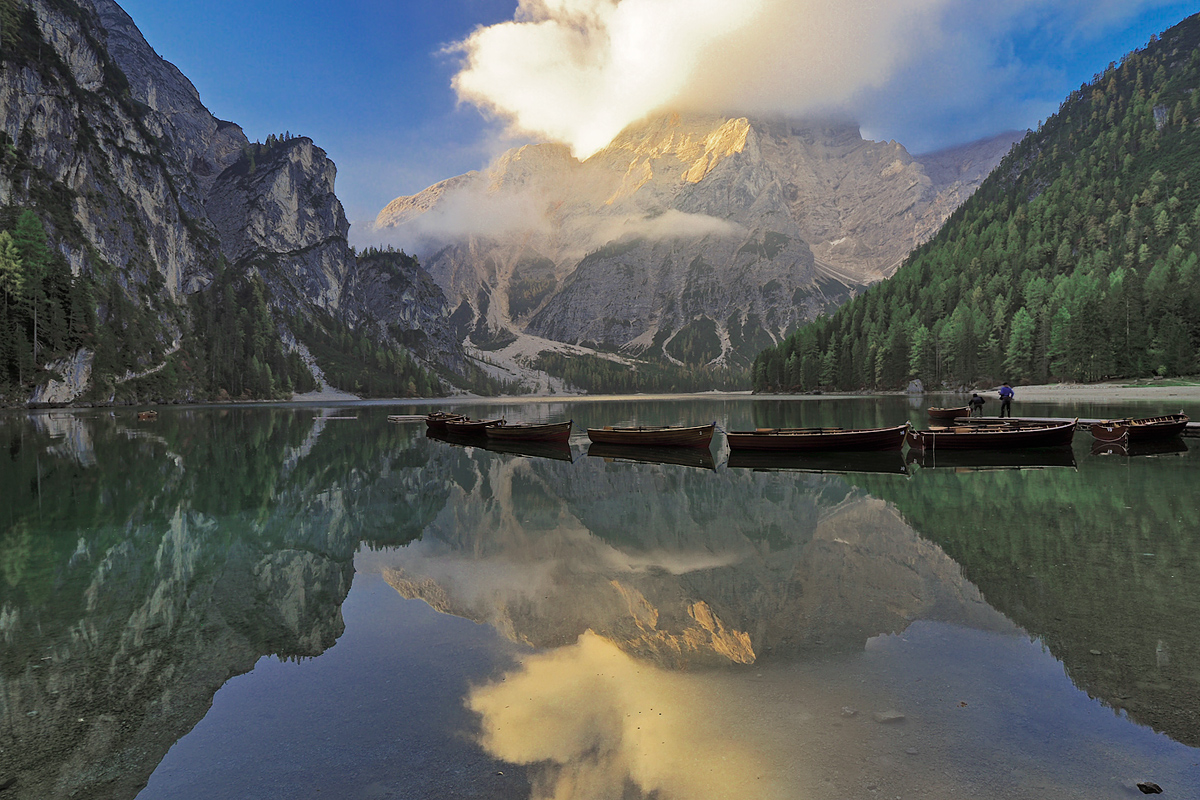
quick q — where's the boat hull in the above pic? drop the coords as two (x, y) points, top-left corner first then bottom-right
(1090, 414), (1189, 443)
(928, 406), (970, 420)
(485, 421), (572, 443)
(425, 412), (466, 431)
(1089, 422), (1129, 443)
(443, 418), (504, 436)
(906, 420), (1077, 451)
(725, 423), (908, 452)
(586, 423), (715, 448)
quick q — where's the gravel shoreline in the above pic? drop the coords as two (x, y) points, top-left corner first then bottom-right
(975, 381), (1200, 404)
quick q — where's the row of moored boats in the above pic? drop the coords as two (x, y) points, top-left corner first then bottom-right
(425, 409), (1191, 453)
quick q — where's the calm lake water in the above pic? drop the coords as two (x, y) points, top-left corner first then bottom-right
(3, 395), (1200, 800)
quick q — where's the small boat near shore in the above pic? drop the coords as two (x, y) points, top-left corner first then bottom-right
(726, 423), (908, 452)
(444, 417), (504, 435)
(586, 423), (715, 448)
(906, 419), (1077, 451)
(424, 411), (466, 431)
(928, 405), (970, 421)
(485, 420), (573, 443)
(1090, 413), (1189, 443)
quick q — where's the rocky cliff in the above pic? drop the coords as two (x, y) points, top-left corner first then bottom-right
(0, 0), (461, 404)
(375, 114), (1020, 366)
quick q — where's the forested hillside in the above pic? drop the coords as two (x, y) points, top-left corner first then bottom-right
(753, 14), (1200, 392)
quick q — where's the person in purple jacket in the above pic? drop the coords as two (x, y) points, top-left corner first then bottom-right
(999, 382), (1014, 417)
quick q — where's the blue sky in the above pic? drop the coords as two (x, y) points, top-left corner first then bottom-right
(118, 1), (1200, 226)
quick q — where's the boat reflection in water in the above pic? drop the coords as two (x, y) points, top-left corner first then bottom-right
(587, 442), (717, 471)
(906, 445), (1077, 472)
(428, 430), (575, 462)
(1089, 438), (1189, 458)
(726, 449), (909, 476)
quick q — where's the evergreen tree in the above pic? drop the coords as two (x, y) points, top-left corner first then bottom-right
(753, 14), (1200, 391)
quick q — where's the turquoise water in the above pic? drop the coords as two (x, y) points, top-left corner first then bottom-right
(2, 397), (1198, 799)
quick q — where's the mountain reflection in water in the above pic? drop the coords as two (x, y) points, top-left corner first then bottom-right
(2, 399), (1199, 799)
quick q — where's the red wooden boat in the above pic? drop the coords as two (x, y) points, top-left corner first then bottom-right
(928, 405), (970, 420)
(586, 423), (715, 448)
(425, 411), (466, 431)
(725, 423), (909, 452)
(443, 417), (504, 435)
(1090, 413), (1189, 443)
(485, 420), (573, 443)
(906, 419), (1077, 451)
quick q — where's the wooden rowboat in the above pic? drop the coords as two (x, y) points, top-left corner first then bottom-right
(1090, 413), (1189, 443)
(586, 423), (715, 448)
(425, 411), (466, 431)
(906, 419), (1077, 451)
(485, 420), (573, 443)
(443, 417), (504, 435)
(928, 405), (970, 420)
(725, 423), (909, 452)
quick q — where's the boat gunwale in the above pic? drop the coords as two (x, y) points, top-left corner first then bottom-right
(585, 423), (716, 448)
(725, 423), (909, 452)
(484, 420), (573, 443)
(907, 419), (1077, 451)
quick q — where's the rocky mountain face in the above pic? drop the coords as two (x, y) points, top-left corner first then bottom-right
(0, 0), (461, 403)
(375, 114), (1020, 366)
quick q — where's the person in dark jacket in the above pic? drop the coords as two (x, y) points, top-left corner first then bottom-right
(969, 393), (985, 417)
(998, 383), (1014, 418)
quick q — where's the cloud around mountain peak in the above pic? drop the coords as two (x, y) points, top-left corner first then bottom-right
(451, 0), (1193, 157)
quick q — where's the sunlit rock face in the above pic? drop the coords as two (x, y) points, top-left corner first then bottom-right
(375, 114), (1019, 365)
(381, 447), (1009, 668)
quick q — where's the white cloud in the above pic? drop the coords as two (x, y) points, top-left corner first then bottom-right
(587, 209), (741, 247)
(451, 0), (1200, 156)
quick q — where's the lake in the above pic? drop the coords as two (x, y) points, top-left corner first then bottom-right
(2, 396), (1199, 800)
